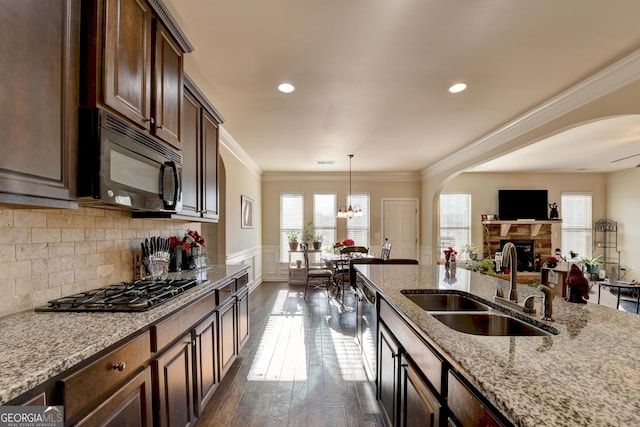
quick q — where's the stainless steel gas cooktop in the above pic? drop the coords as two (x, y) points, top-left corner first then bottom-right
(35, 278), (199, 312)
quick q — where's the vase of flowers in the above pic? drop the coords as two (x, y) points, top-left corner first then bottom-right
(546, 256), (560, 269)
(443, 247), (457, 267)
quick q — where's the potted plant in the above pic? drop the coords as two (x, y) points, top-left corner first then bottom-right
(287, 231), (299, 251)
(302, 220), (315, 244)
(580, 255), (603, 274)
(313, 232), (323, 250)
(462, 243), (479, 260)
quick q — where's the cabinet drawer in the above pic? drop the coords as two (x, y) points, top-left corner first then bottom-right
(59, 331), (151, 421)
(447, 371), (504, 427)
(217, 279), (236, 305)
(236, 272), (249, 288)
(152, 291), (216, 352)
(379, 298), (443, 394)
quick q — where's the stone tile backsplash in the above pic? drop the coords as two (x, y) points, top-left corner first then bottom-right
(0, 207), (200, 317)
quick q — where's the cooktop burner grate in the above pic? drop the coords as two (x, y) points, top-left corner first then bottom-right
(35, 278), (199, 312)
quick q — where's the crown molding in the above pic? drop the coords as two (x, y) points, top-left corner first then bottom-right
(219, 127), (263, 178)
(422, 48), (640, 179)
(261, 171), (420, 182)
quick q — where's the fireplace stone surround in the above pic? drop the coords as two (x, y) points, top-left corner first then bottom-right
(482, 221), (554, 270)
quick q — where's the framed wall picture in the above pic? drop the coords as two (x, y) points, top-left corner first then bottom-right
(241, 195), (254, 228)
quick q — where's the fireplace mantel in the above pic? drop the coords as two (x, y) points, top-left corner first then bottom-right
(482, 220), (562, 238)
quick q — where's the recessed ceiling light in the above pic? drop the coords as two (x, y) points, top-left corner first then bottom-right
(278, 82), (295, 93)
(448, 82), (467, 94)
(317, 160), (334, 165)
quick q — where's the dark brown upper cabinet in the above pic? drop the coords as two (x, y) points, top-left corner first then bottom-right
(180, 75), (223, 222)
(81, 0), (191, 149)
(0, 0), (80, 208)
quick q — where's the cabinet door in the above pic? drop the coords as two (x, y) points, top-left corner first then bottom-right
(153, 22), (183, 148)
(237, 289), (250, 349)
(218, 300), (237, 379)
(76, 367), (153, 427)
(201, 109), (219, 221)
(0, 0), (78, 207)
(103, 0), (152, 129)
(180, 87), (201, 217)
(447, 371), (503, 427)
(153, 335), (195, 427)
(400, 355), (440, 427)
(378, 322), (400, 426)
(194, 313), (217, 416)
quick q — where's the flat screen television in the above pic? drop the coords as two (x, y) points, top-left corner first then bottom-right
(498, 190), (548, 220)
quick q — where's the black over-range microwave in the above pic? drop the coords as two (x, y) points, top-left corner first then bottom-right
(78, 108), (182, 212)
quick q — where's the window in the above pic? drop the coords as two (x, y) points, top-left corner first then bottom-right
(313, 193), (336, 248)
(280, 192), (304, 262)
(346, 193), (370, 248)
(561, 193), (592, 258)
(439, 194), (471, 255)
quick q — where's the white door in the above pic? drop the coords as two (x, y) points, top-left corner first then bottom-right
(382, 199), (418, 260)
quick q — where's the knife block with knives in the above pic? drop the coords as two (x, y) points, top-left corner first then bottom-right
(140, 236), (171, 279)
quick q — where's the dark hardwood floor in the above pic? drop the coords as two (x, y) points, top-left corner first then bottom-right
(195, 282), (384, 427)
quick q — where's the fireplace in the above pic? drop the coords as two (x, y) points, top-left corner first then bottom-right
(500, 239), (535, 272)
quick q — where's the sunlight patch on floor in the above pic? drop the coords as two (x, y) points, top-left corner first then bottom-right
(247, 290), (307, 381)
(328, 324), (367, 382)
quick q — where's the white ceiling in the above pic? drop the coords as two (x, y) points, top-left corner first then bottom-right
(162, 0), (640, 174)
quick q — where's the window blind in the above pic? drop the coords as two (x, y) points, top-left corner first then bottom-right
(280, 192), (304, 262)
(313, 193), (336, 247)
(439, 194), (471, 254)
(561, 192), (592, 258)
(346, 193), (370, 248)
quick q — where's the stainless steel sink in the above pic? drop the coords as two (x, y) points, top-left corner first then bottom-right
(430, 312), (556, 336)
(401, 291), (490, 311)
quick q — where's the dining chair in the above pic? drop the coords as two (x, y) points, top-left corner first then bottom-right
(303, 246), (333, 300)
(331, 246), (371, 304)
(381, 242), (392, 260)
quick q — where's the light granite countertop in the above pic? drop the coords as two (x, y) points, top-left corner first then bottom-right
(0, 264), (248, 405)
(356, 264), (640, 427)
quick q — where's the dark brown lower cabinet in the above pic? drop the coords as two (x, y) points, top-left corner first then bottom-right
(237, 287), (250, 349)
(153, 334), (195, 427)
(9, 275), (251, 427)
(400, 355), (441, 427)
(76, 367), (153, 427)
(447, 371), (503, 427)
(193, 312), (217, 416)
(374, 293), (509, 427)
(378, 322), (400, 426)
(218, 298), (237, 379)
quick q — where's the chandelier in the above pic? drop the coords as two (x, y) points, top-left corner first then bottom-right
(337, 154), (363, 219)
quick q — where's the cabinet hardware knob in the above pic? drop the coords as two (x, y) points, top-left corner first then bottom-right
(157, 125), (164, 130)
(143, 117), (155, 124)
(112, 362), (126, 371)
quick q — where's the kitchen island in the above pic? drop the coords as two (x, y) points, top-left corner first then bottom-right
(356, 264), (640, 426)
(0, 264), (248, 407)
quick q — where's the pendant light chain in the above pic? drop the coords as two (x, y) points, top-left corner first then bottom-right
(337, 154), (362, 219)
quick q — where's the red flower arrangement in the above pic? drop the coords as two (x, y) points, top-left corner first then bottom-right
(546, 256), (560, 267)
(339, 238), (355, 247)
(169, 236), (191, 250)
(185, 230), (205, 247)
(443, 247), (457, 257)
(443, 247), (457, 266)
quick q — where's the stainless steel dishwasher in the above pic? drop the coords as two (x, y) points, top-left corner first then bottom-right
(355, 275), (377, 383)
